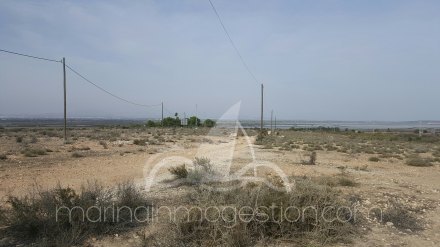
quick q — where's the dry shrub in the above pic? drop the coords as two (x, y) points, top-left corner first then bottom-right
(0, 181), (151, 246)
(169, 179), (357, 246)
(0, 154), (7, 160)
(314, 176), (358, 187)
(368, 157), (379, 162)
(406, 155), (433, 167)
(302, 152), (317, 165)
(71, 152), (84, 158)
(98, 140), (108, 149)
(169, 164), (188, 179)
(375, 202), (424, 232)
(133, 139), (148, 146)
(186, 157), (215, 184)
(21, 148), (47, 157)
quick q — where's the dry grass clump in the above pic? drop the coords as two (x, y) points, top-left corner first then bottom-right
(302, 151), (317, 165)
(337, 177), (358, 187)
(314, 176), (358, 187)
(168, 157), (216, 185)
(169, 164), (188, 179)
(71, 152), (85, 158)
(375, 202), (424, 232)
(0, 181), (151, 246)
(133, 139), (148, 146)
(368, 157), (380, 162)
(21, 148), (47, 157)
(187, 157), (215, 184)
(165, 179), (357, 246)
(98, 140), (108, 149)
(354, 165), (370, 172)
(406, 155), (433, 167)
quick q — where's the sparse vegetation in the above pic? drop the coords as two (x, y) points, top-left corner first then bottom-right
(368, 156), (380, 162)
(337, 177), (358, 187)
(99, 140), (108, 149)
(406, 155), (433, 167)
(169, 164), (188, 179)
(71, 152), (84, 158)
(15, 136), (23, 143)
(133, 139), (148, 146)
(0, 154), (7, 160)
(186, 157), (215, 184)
(376, 202), (424, 231)
(302, 151), (317, 165)
(0, 181), (151, 246)
(21, 148), (47, 157)
(162, 178), (357, 246)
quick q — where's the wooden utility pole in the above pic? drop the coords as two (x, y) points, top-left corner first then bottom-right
(260, 84), (264, 132)
(161, 102), (164, 127)
(275, 116), (277, 130)
(270, 110), (273, 132)
(63, 57), (67, 143)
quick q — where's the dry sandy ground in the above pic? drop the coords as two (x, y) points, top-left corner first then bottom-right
(1, 130), (440, 246)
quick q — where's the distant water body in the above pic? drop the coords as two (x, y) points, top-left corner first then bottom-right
(1, 118), (440, 131)
(239, 120), (440, 131)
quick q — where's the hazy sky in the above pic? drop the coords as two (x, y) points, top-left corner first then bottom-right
(0, 0), (439, 121)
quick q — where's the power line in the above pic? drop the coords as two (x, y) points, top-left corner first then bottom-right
(208, 0), (260, 85)
(0, 48), (61, 63)
(164, 107), (174, 116)
(65, 64), (162, 108)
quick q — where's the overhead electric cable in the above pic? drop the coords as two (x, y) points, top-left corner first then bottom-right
(207, 0), (260, 85)
(0, 48), (61, 63)
(65, 64), (161, 108)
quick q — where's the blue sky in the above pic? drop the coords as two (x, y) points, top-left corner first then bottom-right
(0, 0), (439, 121)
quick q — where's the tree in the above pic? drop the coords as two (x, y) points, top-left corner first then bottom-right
(188, 116), (201, 127)
(146, 120), (157, 127)
(203, 119), (216, 127)
(163, 117), (181, 127)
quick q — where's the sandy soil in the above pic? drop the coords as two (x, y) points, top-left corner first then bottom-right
(0, 128), (439, 246)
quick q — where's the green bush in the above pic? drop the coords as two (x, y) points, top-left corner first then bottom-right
(203, 119), (216, 127)
(146, 120), (158, 127)
(162, 117), (181, 127)
(187, 116), (201, 127)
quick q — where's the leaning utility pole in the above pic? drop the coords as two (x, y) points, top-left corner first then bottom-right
(62, 57), (67, 143)
(274, 116), (277, 130)
(260, 84), (264, 132)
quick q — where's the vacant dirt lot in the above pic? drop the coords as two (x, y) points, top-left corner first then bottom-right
(0, 127), (439, 246)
